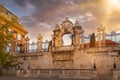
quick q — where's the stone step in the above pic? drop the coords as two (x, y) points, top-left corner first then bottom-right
(0, 77), (92, 80)
(99, 75), (114, 80)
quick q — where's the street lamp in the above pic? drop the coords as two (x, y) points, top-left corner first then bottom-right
(93, 58), (96, 69)
(28, 61), (30, 69)
(113, 58), (117, 69)
(28, 58), (30, 69)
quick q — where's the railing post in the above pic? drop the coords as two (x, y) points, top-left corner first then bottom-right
(26, 69), (30, 76)
(93, 69), (98, 80)
(62, 70), (65, 77)
(77, 70), (80, 78)
(37, 70), (40, 76)
(49, 69), (52, 75)
(113, 69), (119, 80)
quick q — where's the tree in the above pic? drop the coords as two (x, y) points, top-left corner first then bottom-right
(0, 20), (17, 75)
(90, 33), (96, 48)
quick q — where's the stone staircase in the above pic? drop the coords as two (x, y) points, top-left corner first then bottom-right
(0, 77), (93, 80)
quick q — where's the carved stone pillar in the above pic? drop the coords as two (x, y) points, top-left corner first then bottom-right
(98, 31), (101, 47)
(102, 31), (106, 47)
(11, 41), (16, 54)
(73, 21), (84, 49)
(53, 24), (62, 47)
(81, 32), (84, 48)
(52, 34), (55, 47)
(37, 34), (42, 51)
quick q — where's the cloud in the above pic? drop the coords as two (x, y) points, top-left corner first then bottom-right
(6, 0), (120, 42)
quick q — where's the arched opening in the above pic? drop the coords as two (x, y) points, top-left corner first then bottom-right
(62, 34), (72, 46)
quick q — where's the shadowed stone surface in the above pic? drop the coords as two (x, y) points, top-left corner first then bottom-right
(0, 77), (91, 80)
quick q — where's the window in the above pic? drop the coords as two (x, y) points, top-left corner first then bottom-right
(17, 46), (21, 53)
(17, 34), (21, 40)
(6, 43), (11, 52)
(8, 29), (12, 34)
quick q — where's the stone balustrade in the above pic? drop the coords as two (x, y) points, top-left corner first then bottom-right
(112, 69), (120, 79)
(18, 69), (97, 79)
(52, 45), (74, 52)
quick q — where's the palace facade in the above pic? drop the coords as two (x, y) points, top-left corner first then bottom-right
(0, 5), (28, 54)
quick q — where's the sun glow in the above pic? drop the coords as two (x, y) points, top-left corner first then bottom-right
(107, 0), (120, 9)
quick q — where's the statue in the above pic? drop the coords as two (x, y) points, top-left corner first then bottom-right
(38, 34), (42, 41)
(24, 36), (29, 53)
(37, 34), (42, 51)
(97, 25), (106, 47)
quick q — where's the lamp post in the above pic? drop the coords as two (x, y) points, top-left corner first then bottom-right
(28, 61), (30, 69)
(93, 58), (96, 69)
(27, 57), (30, 69)
(113, 58), (117, 69)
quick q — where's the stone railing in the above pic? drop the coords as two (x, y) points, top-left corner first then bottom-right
(86, 46), (120, 55)
(52, 45), (74, 52)
(112, 69), (120, 79)
(18, 69), (97, 79)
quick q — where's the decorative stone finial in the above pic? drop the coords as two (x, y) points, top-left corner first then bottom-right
(63, 17), (71, 23)
(55, 24), (60, 29)
(97, 25), (105, 32)
(66, 17), (68, 20)
(75, 20), (80, 26)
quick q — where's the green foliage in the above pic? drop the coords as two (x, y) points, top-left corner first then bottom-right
(0, 21), (17, 71)
(90, 33), (96, 48)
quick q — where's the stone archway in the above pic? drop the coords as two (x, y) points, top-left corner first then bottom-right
(52, 18), (84, 48)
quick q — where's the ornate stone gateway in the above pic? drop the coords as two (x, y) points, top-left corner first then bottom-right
(51, 17), (84, 49)
(50, 18), (84, 69)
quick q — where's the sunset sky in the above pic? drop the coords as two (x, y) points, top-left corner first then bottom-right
(1, 0), (120, 42)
